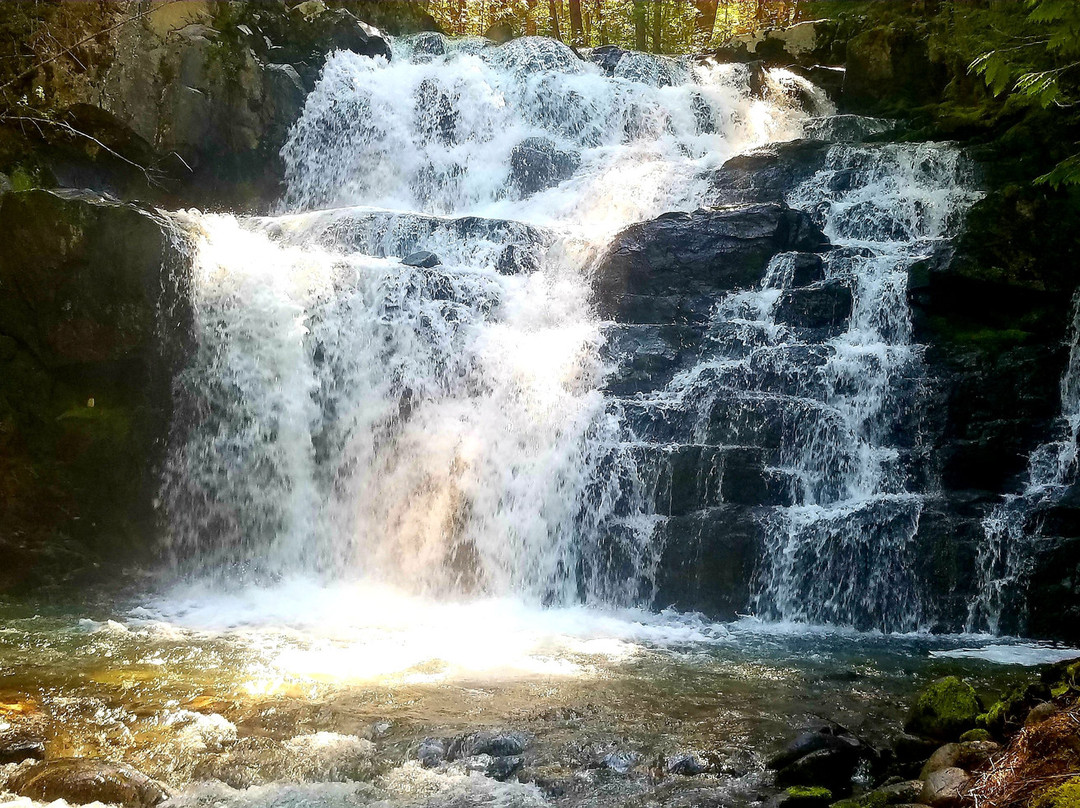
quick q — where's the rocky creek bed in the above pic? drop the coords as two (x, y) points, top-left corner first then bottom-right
(0, 586), (1077, 808)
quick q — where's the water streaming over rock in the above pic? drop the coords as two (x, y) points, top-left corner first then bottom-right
(161, 35), (985, 631)
(162, 37), (811, 602)
(968, 293), (1080, 634)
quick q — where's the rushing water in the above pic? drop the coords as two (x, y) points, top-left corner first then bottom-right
(967, 292), (1080, 634)
(2, 32), (1076, 808)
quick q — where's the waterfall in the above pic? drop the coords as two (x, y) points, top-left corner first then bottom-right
(619, 142), (978, 631)
(161, 36), (812, 602)
(968, 294), (1080, 634)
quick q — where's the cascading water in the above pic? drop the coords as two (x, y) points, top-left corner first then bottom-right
(967, 294), (1080, 634)
(161, 36), (813, 603)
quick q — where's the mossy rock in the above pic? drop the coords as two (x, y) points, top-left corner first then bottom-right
(978, 681), (1052, 736)
(959, 728), (992, 743)
(776, 786), (834, 808)
(905, 676), (981, 740)
(1033, 776), (1080, 808)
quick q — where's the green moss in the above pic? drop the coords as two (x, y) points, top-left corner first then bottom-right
(1033, 777), (1080, 808)
(10, 166), (35, 192)
(787, 787), (832, 799)
(959, 728), (992, 742)
(905, 676), (981, 740)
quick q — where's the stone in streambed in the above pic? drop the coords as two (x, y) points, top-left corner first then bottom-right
(769, 786), (834, 808)
(10, 758), (168, 808)
(920, 741), (998, 779)
(510, 137), (580, 196)
(403, 251), (441, 268)
(418, 737), (447, 767)
(0, 725), (46, 764)
(905, 677), (981, 741)
(831, 780), (925, 808)
(665, 752), (707, 776)
(774, 279), (853, 334)
(775, 747), (861, 795)
(447, 729), (528, 760)
(768, 724), (863, 771)
(920, 767), (970, 808)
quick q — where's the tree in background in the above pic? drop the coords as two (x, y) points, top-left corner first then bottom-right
(970, 0), (1080, 187)
(420, 0), (803, 52)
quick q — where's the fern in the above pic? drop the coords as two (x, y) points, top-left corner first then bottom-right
(1036, 153), (1080, 189)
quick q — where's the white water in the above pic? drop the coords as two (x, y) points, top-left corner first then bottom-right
(162, 37), (813, 608)
(968, 292), (1080, 634)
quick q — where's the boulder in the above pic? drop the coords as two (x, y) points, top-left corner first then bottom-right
(0, 190), (185, 578)
(775, 746), (860, 795)
(920, 741), (998, 779)
(919, 767), (970, 808)
(588, 45), (628, 75)
(593, 204), (826, 324)
(905, 677), (981, 741)
(666, 753), (707, 776)
(417, 737), (447, 767)
(510, 137), (580, 196)
(774, 279), (853, 334)
(0, 727), (46, 764)
(403, 251), (442, 268)
(711, 140), (831, 205)
(767, 725), (863, 772)
(447, 730), (528, 760)
(10, 759), (168, 808)
(831, 780), (923, 808)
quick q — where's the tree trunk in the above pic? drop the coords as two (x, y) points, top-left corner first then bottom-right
(526, 0), (537, 35)
(693, 0), (719, 47)
(594, 0), (606, 45)
(633, 0), (647, 50)
(548, 0), (561, 40)
(652, 0), (662, 53)
(569, 0), (584, 45)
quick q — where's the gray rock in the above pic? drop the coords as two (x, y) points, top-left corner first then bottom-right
(418, 737), (447, 768)
(920, 767), (970, 808)
(403, 251), (442, 268)
(666, 752), (707, 776)
(510, 137), (580, 196)
(920, 741), (998, 779)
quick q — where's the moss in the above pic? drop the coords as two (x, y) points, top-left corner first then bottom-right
(787, 787), (832, 799)
(1033, 777), (1080, 808)
(906, 676), (981, 740)
(959, 728), (992, 743)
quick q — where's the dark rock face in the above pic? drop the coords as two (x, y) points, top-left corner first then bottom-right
(843, 26), (948, 113)
(910, 186), (1080, 639)
(592, 204), (826, 324)
(710, 140), (830, 206)
(10, 759), (169, 808)
(510, 137), (580, 196)
(0, 190), (186, 588)
(769, 724), (867, 796)
(774, 279), (853, 335)
(587, 45), (628, 75)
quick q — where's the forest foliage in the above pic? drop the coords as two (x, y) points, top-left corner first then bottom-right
(418, 0), (803, 52)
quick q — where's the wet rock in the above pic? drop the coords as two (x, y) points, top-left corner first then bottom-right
(10, 758), (168, 808)
(417, 737), (447, 767)
(496, 244), (540, 275)
(775, 746), (860, 795)
(598, 750), (638, 774)
(958, 729), (992, 743)
(0, 189), (185, 580)
(0, 727), (46, 764)
(588, 45), (627, 75)
(919, 767), (969, 808)
(920, 741), (998, 779)
(774, 279), (853, 334)
(905, 677), (981, 741)
(666, 752), (707, 776)
(593, 203), (827, 324)
(711, 140), (831, 205)
(768, 724), (863, 772)
(447, 730), (528, 760)
(403, 250), (442, 268)
(650, 506), (763, 619)
(601, 324), (703, 396)
(484, 754), (525, 781)
(510, 137), (580, 196)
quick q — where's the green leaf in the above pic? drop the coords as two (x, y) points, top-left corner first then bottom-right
(1035, 153), (1080, 189)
